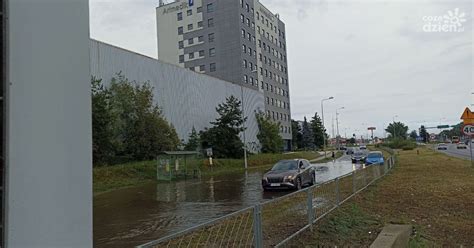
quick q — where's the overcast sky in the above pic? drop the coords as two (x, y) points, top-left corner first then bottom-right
(90, 0), (473, 138)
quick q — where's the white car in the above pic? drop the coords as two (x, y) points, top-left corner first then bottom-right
(437, 144), (448, 150)
(456, 143), (468, 149)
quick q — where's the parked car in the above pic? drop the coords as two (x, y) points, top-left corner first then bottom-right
(351, 151), (367, 163)
(457, 143), (468, 149)
(359, 145), (367, 150)
(262, 159), (315, 191)
(365, 151), (384, 165)
(437, 143), (448, 150)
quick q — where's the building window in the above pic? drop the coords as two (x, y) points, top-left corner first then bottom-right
(199, 50), (205, 57)
(240, 0), (244, 7)
(208, 18), (214, 27)
(261, 82), (264, 89)
(187, 9), (192, 16)
(189, 52), (194, 59)
(198, 36), (204, 42)
(241, 29), (245, 38)
(199, 65), (205, 71)
(260, 67), (263, 75)
(210, 63), (216, 72)
(197, 6), (202, 13)
(207, 3), (214, 13)
(245, 3), (249, 12)
(190, 67), (195, 71)
(250, 77), (254, 85)
(243, 75), (248, 83)
(243, 59), (247, 68)
(179, 55), (184, 63)
(198, 21), (203, 28)
(188, 38), (194, 45)
(248, 47), (252, 56)
(242, 44), (246, 53)
(249, 62), (253, 70)
(248, 32), (251, 41)
(178, 26), (183, 35)
(209, 48), (216, 57)
(177, 12), (183, 21)
(246, 18), (250, 27)
(266, 83), (269, 90)
(188, 24), (193, 30)
(240, 14), (244, 23)
(257, 12), (260, 20)
(208, 33), (215, 42)
(178, 41), (184, 49)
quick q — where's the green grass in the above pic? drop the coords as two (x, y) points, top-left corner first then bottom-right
(93, 151), (321, 195)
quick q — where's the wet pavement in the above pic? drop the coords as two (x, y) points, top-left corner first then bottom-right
(93, 155), (359, 248)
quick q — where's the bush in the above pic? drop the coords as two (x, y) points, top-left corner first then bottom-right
(386, 138), (417, 150)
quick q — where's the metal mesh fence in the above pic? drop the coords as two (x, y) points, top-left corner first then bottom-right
(261, 190), (308, 246)
(137, 207), (255, 248)
(138, 153), (396, 248)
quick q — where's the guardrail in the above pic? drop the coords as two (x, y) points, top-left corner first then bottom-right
(137, 155), (397, 248)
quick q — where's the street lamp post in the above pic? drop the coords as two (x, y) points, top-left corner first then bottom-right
(393, 115), (398, 139)
(336, 107), (345, 149)
(321, 97), (334, 156)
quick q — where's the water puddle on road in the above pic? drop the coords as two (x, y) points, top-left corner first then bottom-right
(93, 156), (359, 248)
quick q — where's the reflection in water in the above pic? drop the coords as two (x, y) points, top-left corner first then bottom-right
(94, 156), (357, 248)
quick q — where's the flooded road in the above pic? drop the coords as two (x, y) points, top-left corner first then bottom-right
(94, 155), (358, 248)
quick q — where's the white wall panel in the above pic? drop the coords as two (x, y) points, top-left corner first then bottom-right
(6, 0), (92, 247)
(90, 40), (264, 152)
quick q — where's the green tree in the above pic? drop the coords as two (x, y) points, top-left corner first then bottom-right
(91, 77), (116, 165)
(200, 96), (246, 158)
(385, 121), (408, 140)
(291, 119), (303, 150)
(439, 122), (462, 141)
(302, 117), (314, 149)
(419, 125), (429, 143)
(184, 127), (201, 151)
(409, 130), (418, 140)
(255, 112), (283, 153)
(310, 112), (326, 149)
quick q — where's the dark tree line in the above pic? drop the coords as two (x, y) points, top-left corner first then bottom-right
(92, 74), (179, 166)
(291, 112), (328, 150)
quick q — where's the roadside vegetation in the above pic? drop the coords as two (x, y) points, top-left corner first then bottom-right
(291, 147), (474, 247)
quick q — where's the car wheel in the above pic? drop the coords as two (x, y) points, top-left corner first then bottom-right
(296, 177), (302, 190)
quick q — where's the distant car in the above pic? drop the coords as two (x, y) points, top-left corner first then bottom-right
(351, 151), (367, 163)
(262, 159), (315, 191)
(437, 143), (448, 150)
(346, 148), (355, 155)
(456, 143), (468, 149)
(365, 151), (384, 165)
(359, 145), (367, 150)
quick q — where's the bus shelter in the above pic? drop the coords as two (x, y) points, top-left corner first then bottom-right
(156, 151), (201, 181)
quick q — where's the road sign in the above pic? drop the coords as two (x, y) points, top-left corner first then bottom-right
(462, 124), (474, 136)
(367, 127), (376, 130)
(460, 107), (474, 125)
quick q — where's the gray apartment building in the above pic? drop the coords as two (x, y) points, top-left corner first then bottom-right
(157, 0), (292, 149)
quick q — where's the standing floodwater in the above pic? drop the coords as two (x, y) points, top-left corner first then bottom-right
(94, 155), (357, 248)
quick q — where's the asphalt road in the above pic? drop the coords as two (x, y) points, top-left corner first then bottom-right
(436, 143), (474, 160)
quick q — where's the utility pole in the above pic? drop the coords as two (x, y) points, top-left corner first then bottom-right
(241, 85), (248, 169)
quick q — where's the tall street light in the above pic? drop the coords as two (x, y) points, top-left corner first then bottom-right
(392, 115), (399, 139)
(336, 107), (345, 149)
(321, 96), (334, 155)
